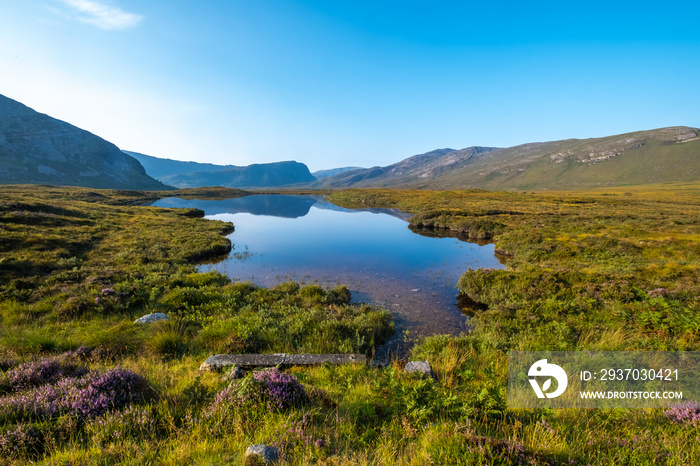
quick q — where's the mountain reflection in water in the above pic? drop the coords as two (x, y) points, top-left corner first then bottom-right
(150, 194), (505, 357)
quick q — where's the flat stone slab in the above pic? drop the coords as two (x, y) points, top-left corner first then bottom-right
(199, 353), (366, 372)
(134, 313), (170, 324)
(285, 353), (365, 365)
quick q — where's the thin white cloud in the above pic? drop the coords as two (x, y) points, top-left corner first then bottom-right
(57, 0), (142, 30)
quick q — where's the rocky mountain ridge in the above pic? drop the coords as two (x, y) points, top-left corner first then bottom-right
(316, 126), (700, 190)
(2, 92), (697, 191)
(0, 94), (169, 190)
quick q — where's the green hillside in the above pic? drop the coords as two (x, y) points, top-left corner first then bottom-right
(317, 126), (700, 191)
(430, 127), (700, 190)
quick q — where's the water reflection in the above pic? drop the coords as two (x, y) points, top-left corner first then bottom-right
(151, 194), (318, 218)
(150, 194), (505, 356)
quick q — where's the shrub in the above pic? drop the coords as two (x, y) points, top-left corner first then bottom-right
(0, 354), (89, 395)
(0, 423), (43, 459)
(664, 402), (700, 427)
(0, 367), (148, 423)
(327, 285), (352, 305)
(206, 370), (308, 418)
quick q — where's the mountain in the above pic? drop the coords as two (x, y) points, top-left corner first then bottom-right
(312, 167), (365, 179)
(125, 151), (228, 179)
(156, 161), (316, 189)
(0, 94), (170, 190)
(314, 147), (499, 188)
(125, 151), (317, 189)
(432, 127), (700, 190)
(317, 127), (700, 190)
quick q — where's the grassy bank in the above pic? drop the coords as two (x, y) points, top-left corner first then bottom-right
(327, 184), (700, 463)
(0, 185), (394, 464)
(1, 184), (699, 464)
(329, 185), (700, 352)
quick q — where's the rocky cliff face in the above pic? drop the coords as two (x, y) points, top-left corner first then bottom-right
(0, 94), (170, 190)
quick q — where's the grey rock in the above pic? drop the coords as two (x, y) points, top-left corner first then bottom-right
(134, 313), (170, 325)
(244, 444), (280, 465)
(285, 353), (365, 365)
(199, 353), (366, 372)
(224, 365), (246, 380)
(405, 361), (434, 378)
(199, 354), (286, 372)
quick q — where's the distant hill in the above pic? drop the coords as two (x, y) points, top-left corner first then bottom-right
(125, 151), (228, 179)
(0, 94), (170, 190)
(317, 127), (700, 190)
(314, 147), (499, 188)
(155, 161), (315, 189)
(126, 151), (317, 189)
(312, 167), (365, 179)
(433, 127), (700, 190)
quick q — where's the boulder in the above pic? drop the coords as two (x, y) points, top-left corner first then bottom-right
(134, 313), (170, 324)
(244, 444), (280, 465)
(405, 361), (434, 378)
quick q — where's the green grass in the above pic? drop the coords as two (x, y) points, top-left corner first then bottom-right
(426, 129), (700, 190)
(1, 183), (700, 464)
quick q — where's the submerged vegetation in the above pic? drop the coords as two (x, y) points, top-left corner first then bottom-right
(1, 183), (699, 464)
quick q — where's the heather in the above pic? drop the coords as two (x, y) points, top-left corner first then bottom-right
(1, 184), (699, 464)
(0, 355), (148, 460)
(0, 351), (89, 395)
(664, 402), (700, 427)
(0, 366), (146, 423)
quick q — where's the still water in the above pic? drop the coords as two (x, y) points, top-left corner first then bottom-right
(150, 194), (505, 354)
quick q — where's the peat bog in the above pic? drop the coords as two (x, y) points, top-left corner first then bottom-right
(1, 183), (699, 464)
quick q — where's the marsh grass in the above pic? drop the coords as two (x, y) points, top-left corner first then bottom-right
(327, 184), (700, 464)
(2, 184), (700, 464)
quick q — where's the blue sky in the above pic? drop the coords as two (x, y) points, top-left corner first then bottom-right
(1, 1), (699, 171)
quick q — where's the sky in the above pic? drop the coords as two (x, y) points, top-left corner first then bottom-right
(1, 0), (699, 172)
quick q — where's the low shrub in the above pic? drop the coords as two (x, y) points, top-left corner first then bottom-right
(664, 402), (700, 427)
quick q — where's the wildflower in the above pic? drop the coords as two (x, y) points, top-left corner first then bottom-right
(664, 402), (700, 427)
(0, 366), (146, 423)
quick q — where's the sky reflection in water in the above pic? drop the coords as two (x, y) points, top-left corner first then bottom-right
(151, 195), (505, 350)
